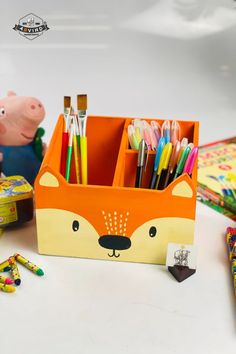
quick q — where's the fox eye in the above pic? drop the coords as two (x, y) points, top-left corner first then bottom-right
(0, 107), (5, 116)
(149, 226), (157, 237)
(72, 220), (79, 231)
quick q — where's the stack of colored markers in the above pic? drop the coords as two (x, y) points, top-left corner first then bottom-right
(60, 95), (88, 185)
(226, 227), (236, 297)
(128, 119), (198, 189)
(0, 253), (44, 293)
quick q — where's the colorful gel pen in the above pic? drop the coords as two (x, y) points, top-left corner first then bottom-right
(143, 125), (152, 150)
(161, 120), (170, 143)
(156, 142), (173, 190)
(170, 120), (181, 145)
(135, 139), (148, 188)
(183, 146), (198, 177)
(149, 137), (165, 189)
(164, 140), (181, 188)
(128, 125), (139, 149)
(174, 146), (191, 179)
(151, 121), (161, 143)
(178, 137), (188, 163)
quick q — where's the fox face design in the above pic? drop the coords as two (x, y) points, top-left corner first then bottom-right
(35, 169), (196, 264)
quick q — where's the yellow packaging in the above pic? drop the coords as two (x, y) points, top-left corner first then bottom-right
(0, 176), (33, 227)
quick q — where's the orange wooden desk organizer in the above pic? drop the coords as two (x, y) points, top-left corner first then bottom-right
(35, 115), (199, 265)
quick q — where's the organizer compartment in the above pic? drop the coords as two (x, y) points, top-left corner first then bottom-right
(35, 115), (199, 265)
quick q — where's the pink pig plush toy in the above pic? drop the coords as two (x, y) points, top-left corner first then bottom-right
(0, 91), (46, 185)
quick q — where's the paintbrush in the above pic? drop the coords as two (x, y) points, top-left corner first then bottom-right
(77, 94), (88, 185)
(60, 96), (71, 176)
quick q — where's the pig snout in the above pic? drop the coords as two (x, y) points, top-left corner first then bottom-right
(24, 98), (45, 122)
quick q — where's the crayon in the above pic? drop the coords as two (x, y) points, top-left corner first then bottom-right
(14, 253), (44, 276)
(9, 257), (21, 286)
(0, 283), (15, 293)
(0, 259), (10, 272)
(0, 275), (14, 285)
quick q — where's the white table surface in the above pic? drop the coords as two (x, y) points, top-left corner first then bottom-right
(0, 1), (236, 353)
(0, 202), (235, 354)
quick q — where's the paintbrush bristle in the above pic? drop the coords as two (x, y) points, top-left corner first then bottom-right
(64, 96), (71, 109)
(77, 94), (87, 110)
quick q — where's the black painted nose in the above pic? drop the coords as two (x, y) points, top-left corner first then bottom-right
(98, 235), (131, 258)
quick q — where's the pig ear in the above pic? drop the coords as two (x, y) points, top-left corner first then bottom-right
(7, 91), (16, 97)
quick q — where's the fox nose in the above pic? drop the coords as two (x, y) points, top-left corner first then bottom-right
(98, 235), (131, 258)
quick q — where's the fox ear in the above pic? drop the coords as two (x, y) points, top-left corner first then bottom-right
(7, 91), (16, 97)
(39, 171), (59, 187)
(171, 179), (193, 198)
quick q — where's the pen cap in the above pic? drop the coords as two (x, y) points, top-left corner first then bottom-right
(151, 121), (161, 142)
(137, 139), (148, 167)
(177, 146), (191, 174)
(157, 142), (173, 175)
(183, 147), (198, 174)
(128, 125), (139, 149)
(169, 140), (181, 173)
(161, 120), (170, 143)
(154, 137), (165, 171)
(170, 120), (181, 145)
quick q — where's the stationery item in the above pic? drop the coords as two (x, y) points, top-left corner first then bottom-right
(156, 142), (173, 190)
(170, 120), (181, 145)
(142, 121), (157, 150)
(188, 143), (194, 150)
(166, 243), (197, 282)
(149, 137), (165, 189)
(161, 120), (170, 143)
(164, 140), (181, 188)
(65, 122), (74, 182)
(174, 146), (191, 179)
(132, 119), (144, 140)
(143, 126), (152, 150)
(60, 96), (71, 176)
(178, 137), (188, 163)
(150, 121), (161, 143)
(0, 259), (10, 272)
(0, 283), (15, 293)
(183, 147), (198, 177)
(77, 95), (88, 185)
(198, 136), (236, 220)
(226, 227), (236, 296)
(9, 257), (21, 286)
(128, 125), (139, 149)
(0, 275), (14, 285)
(134, 126), (142, 146)
(0, 176), (33, 228)
(135, 139), (148, 188)
(72, 117), (80, 184)
(197, 184), (236, 217)
(14, 253), (44, 276)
